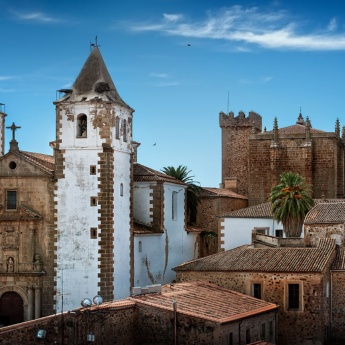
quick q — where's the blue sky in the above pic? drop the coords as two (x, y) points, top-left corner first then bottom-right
(1, 0), (345, 187)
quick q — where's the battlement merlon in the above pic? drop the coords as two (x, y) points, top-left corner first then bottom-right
(219, 110), (262, 131)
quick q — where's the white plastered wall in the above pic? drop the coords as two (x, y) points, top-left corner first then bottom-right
(133, 182), (198, 287)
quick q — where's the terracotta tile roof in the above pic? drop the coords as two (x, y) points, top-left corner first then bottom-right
(331, 246), (345, 270)
(174, 238), (335, 273)
(134, 163), (185, 185)
(220, 199), (341, 219)
(186, 225), (203, 233)
(19, 151), (54, 174)
(130, 281), (278, 324)
(219, 202), (273, 218)
(305, 201), (345, 224)
(200, 187), (247, 199)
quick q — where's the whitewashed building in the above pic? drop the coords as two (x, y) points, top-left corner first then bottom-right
(219, 203), (283, 251)
(133, 164), (199, 287)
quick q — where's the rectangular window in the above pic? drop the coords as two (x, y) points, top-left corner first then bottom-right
(261, 324), (266, 340)
(269, 321), (274, 341)
(172, 191), (178, 220)
(276, 229), (283, 237)
(253, 283), (262, 299)
(90, 228), (97, 239)
(228, 332), (233, 345)
(246, 329), (251, 344)
(123, 119), (127, 142)
(253, 227), (269, 235)
(90, 197), (97, 206)
(90, 165), (96, 175)
(6, 191), (17, 210)
(288, 283), (300, 310)
(115, 117), (120, 139)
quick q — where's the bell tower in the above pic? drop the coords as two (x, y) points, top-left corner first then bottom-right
(54, 46), (134, 311)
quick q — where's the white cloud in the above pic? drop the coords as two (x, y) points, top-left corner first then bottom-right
(0, 76), (15, 81)
(10, 9), (60, 23)
(149, 73), (170, 78)
(129, 6), (345, 51)
(239, 76), (273, 84)
(163, 13), (183, 22)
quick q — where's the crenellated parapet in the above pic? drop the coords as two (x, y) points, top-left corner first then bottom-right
(219, 110), (262, 131)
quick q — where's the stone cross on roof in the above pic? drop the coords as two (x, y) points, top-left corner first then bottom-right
(6, 122), (21, 142)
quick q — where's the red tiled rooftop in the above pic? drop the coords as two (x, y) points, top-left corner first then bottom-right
(134, 163), (185, 185)
(305, 201), (345, 224)
(19, 151), (54, 173)
(130, 281), (278, 324)
(174, 238), (335, 273)
(221, 199), (341, 219)
(332, 246), (345, 270)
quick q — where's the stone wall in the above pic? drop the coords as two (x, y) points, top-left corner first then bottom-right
(331, 271), (345, 340)
(0, 304), (136, 345)
(135, 302), (276, 345)
(196, 197), (247, 233)
(220, 111), (262, 197)
(304, 223), (345, 247)
(176, 270), (331, 345)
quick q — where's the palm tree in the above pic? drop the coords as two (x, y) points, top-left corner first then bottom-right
(269, 172), (314, 237)
(161, 165), (202, 222)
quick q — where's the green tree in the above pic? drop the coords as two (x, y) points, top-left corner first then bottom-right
(161, 165), (202, 222)
(269, 172), (314, 237)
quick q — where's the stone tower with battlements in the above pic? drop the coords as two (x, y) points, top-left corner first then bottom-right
(219, 110), (262, 197)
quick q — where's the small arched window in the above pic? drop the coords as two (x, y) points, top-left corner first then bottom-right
(138, 241), (142, 253)
(115, 117), (120, 139)
(120, 183), (124, 196)
(77, 114), (87, 138)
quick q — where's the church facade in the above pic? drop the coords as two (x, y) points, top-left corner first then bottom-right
(220, 111), (345, 205)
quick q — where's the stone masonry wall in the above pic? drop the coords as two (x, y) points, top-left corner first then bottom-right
(176, 270), (331, 345)
(196, 197), (247, 233)
(331, 271), (345, 340)
(248, 133), (341, 205)
(304, 223), (345, 247)
(135, 302), (276, 345)
(0, 304), (136, 345)
(220, 111), (262, 197)
(97, 145), (115, 301)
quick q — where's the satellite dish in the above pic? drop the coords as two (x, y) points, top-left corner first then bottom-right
(81, 298), (92, 308)
(93, 295), (103, 306)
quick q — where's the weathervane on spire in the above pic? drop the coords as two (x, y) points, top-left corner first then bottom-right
(90, 36), (100, 50)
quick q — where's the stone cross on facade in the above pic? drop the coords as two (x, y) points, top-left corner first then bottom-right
(6, 122), (21, 142)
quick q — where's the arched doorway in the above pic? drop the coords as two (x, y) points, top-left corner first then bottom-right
(0, 292), (24, 326)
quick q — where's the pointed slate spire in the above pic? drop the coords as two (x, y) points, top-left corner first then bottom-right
(59, 47), (131, 109)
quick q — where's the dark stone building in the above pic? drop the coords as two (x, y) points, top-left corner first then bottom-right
(220, 111), (345, 205)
